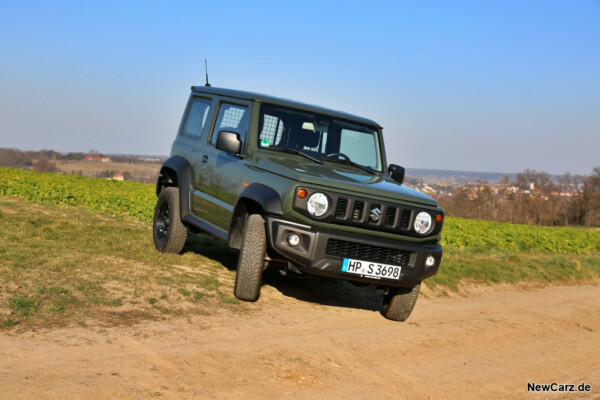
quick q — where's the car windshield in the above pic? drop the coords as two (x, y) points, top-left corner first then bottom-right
(257, 104), (382, 172)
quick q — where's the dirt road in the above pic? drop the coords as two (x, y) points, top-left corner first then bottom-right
(1, 281), (599, 399)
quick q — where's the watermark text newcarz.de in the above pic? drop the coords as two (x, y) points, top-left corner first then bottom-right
(528, 382), (591, 393)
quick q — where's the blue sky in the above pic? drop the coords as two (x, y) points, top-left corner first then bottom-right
(1, 1), (599, 174)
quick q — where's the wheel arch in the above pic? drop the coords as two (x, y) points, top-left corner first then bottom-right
(156, 155), (192, 218)
(228, 183), (283, 249)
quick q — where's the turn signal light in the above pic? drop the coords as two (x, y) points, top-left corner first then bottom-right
(297, 188), (307, 199)
(436, 214), (443, 223)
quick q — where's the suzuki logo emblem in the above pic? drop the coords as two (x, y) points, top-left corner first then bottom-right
(370, 207), (382, 222)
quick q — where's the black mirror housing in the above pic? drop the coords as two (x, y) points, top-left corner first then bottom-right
(388, 164), (405, 184)
(216, 130), (242, 155)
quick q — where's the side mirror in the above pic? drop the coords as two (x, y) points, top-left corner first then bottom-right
(216, 130), (242, 155)
(388, 164), (405, 184)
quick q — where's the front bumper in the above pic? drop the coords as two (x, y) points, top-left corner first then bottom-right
(266, 217), (442, 288)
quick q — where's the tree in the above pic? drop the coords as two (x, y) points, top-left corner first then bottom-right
(499, 175), (511, 186)
(586, 167), (600, 225)
(0, 148), (32, 168)
(32, 159), (58, 173)
(39, 149), (60, 160)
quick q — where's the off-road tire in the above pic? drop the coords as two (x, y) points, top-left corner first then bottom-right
(381, 284), (421, 322)
(234, 214), (267, 302)
(153, 187), (187, 254)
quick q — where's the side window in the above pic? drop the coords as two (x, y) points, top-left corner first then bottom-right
(183, 97), (212, 138)
(211, 103), (249, 145)
(259, 114), (285, 147)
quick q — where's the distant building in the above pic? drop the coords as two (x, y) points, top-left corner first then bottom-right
(85, 156), (112, 162)
(112, 173), (124, 181)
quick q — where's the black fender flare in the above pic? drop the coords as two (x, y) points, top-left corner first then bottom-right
(237, 183), (283, 216)
(156, 155), (192, 218)
(228, 183), (283, 249)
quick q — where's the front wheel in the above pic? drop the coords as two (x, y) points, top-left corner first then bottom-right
(381, 284), (421, 321)
(153, 187), (187, 254)
(234, 214), (267, 302)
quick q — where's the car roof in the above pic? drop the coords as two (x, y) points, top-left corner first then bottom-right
(190, 86), (382, 128)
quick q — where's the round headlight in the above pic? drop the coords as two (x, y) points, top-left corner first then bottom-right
(414, 211), (433, 234)
(307, 192), (329, 217)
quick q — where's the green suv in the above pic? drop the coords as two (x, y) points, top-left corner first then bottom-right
(153, 86), (444, 321)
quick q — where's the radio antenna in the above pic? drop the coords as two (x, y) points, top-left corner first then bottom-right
(204, 59), (211, 87)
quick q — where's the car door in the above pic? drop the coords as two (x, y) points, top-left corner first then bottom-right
(191, 99), (250, 232)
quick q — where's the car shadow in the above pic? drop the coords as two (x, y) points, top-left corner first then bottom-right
(262, 268), (384, 312)
(181, 233), (239, 270)
(181, 233), (383, 313)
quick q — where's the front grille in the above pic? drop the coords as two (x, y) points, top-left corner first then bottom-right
(352, 201), (364, 221)
(292, 188), (439, 237)
(400, 209), (411, 229)
(326, 239), (411, 266)
(385, 207), (396, 226)
(335, 196), (413, 232)
(335, 198), (348, 218)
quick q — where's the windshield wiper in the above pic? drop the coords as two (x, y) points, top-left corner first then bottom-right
(265, 146), (323, 164)
(321, 156), (375, 174)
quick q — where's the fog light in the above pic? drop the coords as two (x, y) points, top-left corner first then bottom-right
(426, 255), (436, 267)
(286, 233), (302, 247)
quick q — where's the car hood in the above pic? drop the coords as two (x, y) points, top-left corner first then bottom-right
(253, 152), (438, 207)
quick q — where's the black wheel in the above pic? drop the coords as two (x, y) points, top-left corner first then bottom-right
(234, 214), (267, 302)
(153, 187), (187, 254)
(381, 284), (421, 321)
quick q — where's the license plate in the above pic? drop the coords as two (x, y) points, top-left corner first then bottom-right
(341, 258), (401, 280)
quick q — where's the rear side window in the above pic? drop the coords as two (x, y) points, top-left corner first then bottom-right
(183, 97), (212, 138)
(211, 103), (249, 145)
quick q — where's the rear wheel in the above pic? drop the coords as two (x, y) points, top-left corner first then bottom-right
(381, 284), (421, 321)
(153, 187), (187, 254)
(234, 214), (267, 302)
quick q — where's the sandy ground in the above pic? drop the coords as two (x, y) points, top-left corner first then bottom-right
(1, 283), (599, 400)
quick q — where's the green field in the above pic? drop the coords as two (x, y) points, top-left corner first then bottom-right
(1, 167), (599, 329)
(0, 166), (156, 222)
(2, 167), (599, 253)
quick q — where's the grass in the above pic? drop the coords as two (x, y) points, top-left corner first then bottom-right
(442, 217), (600, 253)
(1, 168), (600, 331)
(0, 197), (242, 331)
(3, 167), (599, 254)
(428, 246), (600, 290)
(2, 196), (599, 332)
